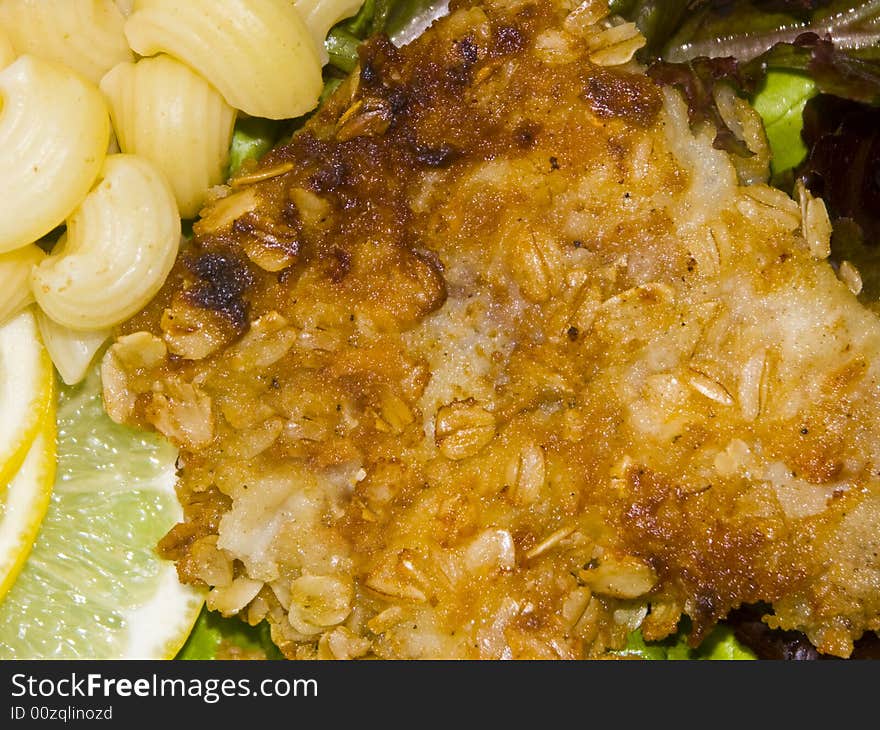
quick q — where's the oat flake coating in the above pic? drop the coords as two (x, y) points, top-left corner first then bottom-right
(105, 0), (880, 658)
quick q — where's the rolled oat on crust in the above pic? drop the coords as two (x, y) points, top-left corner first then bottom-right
(107, 0), (880, 658)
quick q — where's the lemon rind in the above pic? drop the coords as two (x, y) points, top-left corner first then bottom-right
(0, 392), (56, 603)
(0, 310), (54, 496)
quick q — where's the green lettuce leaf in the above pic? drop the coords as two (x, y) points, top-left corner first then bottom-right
(227, 117), (281, 177)
(620, 626), (756, 661)
(752, 69), (816, 172)
(177, 607), (282, 660)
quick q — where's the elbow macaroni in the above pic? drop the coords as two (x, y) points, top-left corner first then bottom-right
(32, 154), (181, 331)
(101, 54), (237, 218)
(0, 55), (110, 253)
(35, 310), (110, 386)
(0, 28), (14, 70)
(3, 0), (362, 380)
(0, 245), (45, 326)
(124, 0), (323, 120)
(0, 0), (133, 85)
(294, 0), (363, 53)
(115, 0), (135, 16)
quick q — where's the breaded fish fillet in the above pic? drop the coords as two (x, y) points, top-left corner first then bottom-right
(104, 0), (880, 658)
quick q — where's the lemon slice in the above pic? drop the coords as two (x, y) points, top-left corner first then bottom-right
(0, 309), (54, 492)
(0, 408), (55, 601)
(0, 367), (204, 658)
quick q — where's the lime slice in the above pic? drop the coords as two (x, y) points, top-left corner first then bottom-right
(0, 367), (204, 658)
(0, 308), (54, 492)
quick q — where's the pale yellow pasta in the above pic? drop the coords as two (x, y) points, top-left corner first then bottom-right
(36, 309), (110, 386)
(32, 154), (181, 331)
(294, 0), (363, 61)
(0, 27), (15, 70)
(0, 56), (110, 253)
(101, 55), (237, 219)
(0, 245), (45, 325)
(0, 0), (133, 85)
(125, 0), (323, 120)
(115, 0), (134, 16)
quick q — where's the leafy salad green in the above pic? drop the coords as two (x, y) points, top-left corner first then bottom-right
(178, 0), (880, 660)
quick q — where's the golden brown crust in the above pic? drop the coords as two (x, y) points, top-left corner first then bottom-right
(106, 0), (880, 658)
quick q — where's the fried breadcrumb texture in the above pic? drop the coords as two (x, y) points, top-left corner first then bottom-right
(105, 0), (880, 658)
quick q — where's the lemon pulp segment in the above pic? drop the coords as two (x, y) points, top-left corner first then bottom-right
(0, 368), (203, 658)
